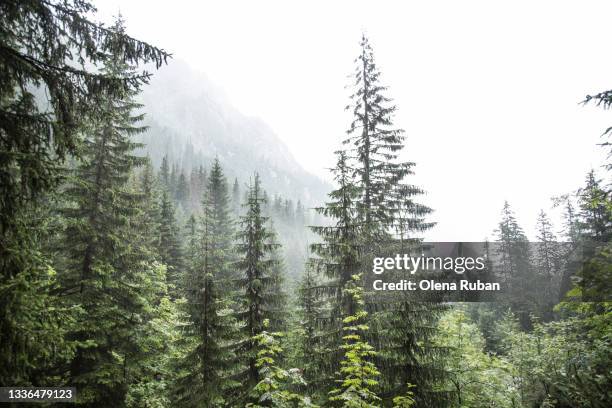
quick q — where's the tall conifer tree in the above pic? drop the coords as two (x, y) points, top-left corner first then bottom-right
(233, 177), (241, 214)
(339, 34), (444, 405)
(344, 35), (433, 241)
(159, 190), (183, 295)
(308, 151), (365, 400)
(0, 1), (168, 386)
(175, 159), (239, 407)
(494, 202), (535, 329)
(58, 17), (168, 405)
(235, 174), (287, 398)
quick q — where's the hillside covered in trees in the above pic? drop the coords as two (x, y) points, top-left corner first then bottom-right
(0, 1), (610, 407)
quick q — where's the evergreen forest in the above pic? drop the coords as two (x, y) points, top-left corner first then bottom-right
(0, 1), (610, 407)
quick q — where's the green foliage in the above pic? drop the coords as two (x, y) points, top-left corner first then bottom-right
(0, 206), (76, 386)
(1, 5), (610, 407)
(125, 286), (188, 407)
(158, 190), (183, 295)
(494, 201), (537, 329)
(308, 151), (364, 397)
(0, 0), (169, 232)
(54, 18), (174, 405)
(247, 320), (316, 408)
(392, 384), (416, 408)
(328, 275), (381, 408)
(236, 173), (288, 394)
(435, 309), (518, 408)
(0, 0), (168, 390)
(293, 263), (326, 387)
(496, 308), (611, 407)
(338, 35), (445, 405)
(174, 159), (240, 407)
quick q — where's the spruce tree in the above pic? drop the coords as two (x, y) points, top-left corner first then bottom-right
(169, 163), (178, 197)
(577, 171), (611, 243)
(0, 1), (168, 385)
(235, 174), (288, 397)
(534, 210), (562, 319)
(343, 34), (433, 241)
(189, 167), (202, 211)
(494, 201), (535, 329)
(308, 151), (364, 398)
(202, 159), (235, 282)
(339, 34), (443, 405)
(175, 160), (239, 407)
(583, 90), (612, 170)
(57, 17), (168, 405)
(159, 190), (183, 295)
(567, 171), (612, 306)
(0, 0), (169, 232)
(295, 262), (326, 387)
(198, 165), (208, 193)
(138, 159), (162, 250)
(176, 170), (189, 206)
(160, 155), (171, 190)
(183, 214), (199, 278)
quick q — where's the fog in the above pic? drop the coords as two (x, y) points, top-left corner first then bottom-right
(94, 0), (610, 241)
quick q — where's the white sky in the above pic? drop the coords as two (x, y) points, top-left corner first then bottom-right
(95, 0), (610, 241)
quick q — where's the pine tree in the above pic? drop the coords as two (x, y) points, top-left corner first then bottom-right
(189, 167), (201, 211)
(235, 174), (288, 397)
(262, 190), (271, 216)
(284, 199), (294, 221)
(202, 159), (235, 282)
(565, 171), (612, 306)
(57, 17), (168, 405)
(183, 215), (199, 278)
(273, 195), (284, 216)
(198, 165), (208, 193)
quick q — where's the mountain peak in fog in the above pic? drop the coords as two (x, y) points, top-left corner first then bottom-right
(139, 59), (329, 204)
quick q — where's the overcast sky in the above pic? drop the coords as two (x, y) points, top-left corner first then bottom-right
(95, 0), (610, 241)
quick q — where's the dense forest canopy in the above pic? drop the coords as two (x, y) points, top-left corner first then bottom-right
(0, 1), (610, 407)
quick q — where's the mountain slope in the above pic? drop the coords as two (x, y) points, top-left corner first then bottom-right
(138, 59), (329, 205)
